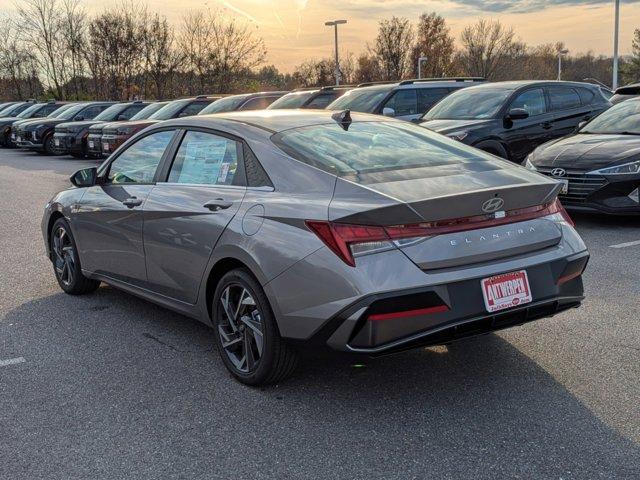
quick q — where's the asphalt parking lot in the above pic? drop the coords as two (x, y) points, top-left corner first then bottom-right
(1, 148), (639, 479)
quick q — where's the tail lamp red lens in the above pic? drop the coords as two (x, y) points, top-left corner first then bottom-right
(306, 199), (573, 267)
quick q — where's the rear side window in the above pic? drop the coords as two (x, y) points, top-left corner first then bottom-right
(383, 89), (418, 116)
(417, 88), (451, 113)
(107, 130), (174, 184)
(548, 87), (581, 111)
(179, 101), (210, 117)
(168, 131), (240, 186)
(576, 87), (596, 105)
(510, 88), (547, 116)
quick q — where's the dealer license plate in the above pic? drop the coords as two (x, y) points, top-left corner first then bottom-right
(481, 270), (532, 313)
(88, 140), (94, 148)
(54, 138), (60, 146)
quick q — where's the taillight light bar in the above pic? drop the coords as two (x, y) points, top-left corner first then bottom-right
(368, 305), (450, 321)
(306, 199), (573, 267)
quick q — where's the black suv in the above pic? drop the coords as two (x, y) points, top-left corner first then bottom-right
(420, 81), (612, 163)
(267, 86), (352, 110)
(19, 102), (113, 155)
(54, 101), (151, 158)
(1, 102), (67, 147)
(0, 101), (36, 120)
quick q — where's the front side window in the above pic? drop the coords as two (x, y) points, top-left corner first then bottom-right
(383, 89), (418, 116)
(119, 104), (147, 120)
(273, 121), (500, 181)
(327, 87), (392, 113)
(268, 91), (316, 109)
(107, 130), (174, 184)
(548, 87), (581, 111)
(239, 96), (279, 111)
(80, 105), (106, 120)
(200, 96), (249, 114)
(422, 86), (513, 120)
(509, 89), (547, 116)
(306, 93), (340, 109)
(167, 131), (239, 186)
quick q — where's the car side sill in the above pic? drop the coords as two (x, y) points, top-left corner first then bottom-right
(83, 270), (207, 325)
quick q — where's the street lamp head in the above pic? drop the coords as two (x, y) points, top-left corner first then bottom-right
(559, 49), (569, 55)
(325, 20), (347, 26)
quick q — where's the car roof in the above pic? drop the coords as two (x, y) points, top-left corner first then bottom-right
(469, 80), (602, 91)
(161, 109), (390, 134)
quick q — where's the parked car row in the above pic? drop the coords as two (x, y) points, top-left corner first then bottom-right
(3, 78), (638, 214)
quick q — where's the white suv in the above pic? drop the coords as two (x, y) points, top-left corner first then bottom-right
(327, 77), (485, 122)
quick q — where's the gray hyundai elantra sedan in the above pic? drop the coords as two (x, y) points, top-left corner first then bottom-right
(42, 110), (589, 385)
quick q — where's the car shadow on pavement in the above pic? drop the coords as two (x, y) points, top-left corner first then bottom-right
(2, 285), (639, 479)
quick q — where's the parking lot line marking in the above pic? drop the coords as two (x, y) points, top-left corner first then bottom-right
(609, 240), (640, 249)
(0, 357), (26, 367)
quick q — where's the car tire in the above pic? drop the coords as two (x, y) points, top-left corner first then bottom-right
(41, 135), (56, 155)
(50, 218), (100, 295)
(212, 268), (298, 386)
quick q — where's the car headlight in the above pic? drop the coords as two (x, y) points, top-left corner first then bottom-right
(525, 156), (537, 171)
(446, 130), (469, 141)
(590, 160), (640, 175)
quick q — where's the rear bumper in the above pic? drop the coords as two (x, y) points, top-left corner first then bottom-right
(305, 251), (588, 355)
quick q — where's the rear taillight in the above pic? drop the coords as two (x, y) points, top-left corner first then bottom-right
(307, 199), (573, 267)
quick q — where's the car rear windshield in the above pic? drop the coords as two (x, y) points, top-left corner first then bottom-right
(422, 86), (513, 120)
(272, 120), (498, 179)
(327, 87), (392, 113)
(581, 100), (640, 135)
(268, 91), (317, 109)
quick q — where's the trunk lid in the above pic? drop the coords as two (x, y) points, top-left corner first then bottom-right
(329, 159), (563, 269)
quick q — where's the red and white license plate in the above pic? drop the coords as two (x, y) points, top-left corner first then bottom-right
(481, 270), (532, 313)
(102, 142), (110, 151)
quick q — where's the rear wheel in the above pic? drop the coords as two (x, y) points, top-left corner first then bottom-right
(50, 218), (100, 295)
(212, 269), (298, 385)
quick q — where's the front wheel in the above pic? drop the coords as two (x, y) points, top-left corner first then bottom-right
(212, 269), (298, 385)
(50, 218), (100, 295)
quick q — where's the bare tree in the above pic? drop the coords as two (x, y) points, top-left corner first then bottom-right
(60, 0), (87, 99)
(371, 17), (414, 81)
(179, 11), (215, 94)
(459, 19), (519, 79)
(142, 13), (183, 99)
(622, 28), (640, 85)
(411, 12), (455, 78)
(353, 53), (382, 83)
(15, 0), (67, 98)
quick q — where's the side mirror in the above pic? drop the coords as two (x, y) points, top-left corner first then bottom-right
(382, 107), (395, 117)
(577, 121), (587, 131)
(70, 167), (97, 188)
(117, 114), (128, 121)
(74, 115), (84, 121)
(506, 108), (529, 121)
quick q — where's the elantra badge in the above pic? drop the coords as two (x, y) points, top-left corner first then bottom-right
(482, 197), (505, 213)
(551, 168), (567, 177)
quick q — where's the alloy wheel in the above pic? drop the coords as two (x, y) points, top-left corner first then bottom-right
(217, 284), (264, 373)
(52, 226), (76, 287)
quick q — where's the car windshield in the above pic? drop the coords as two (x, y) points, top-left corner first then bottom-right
(422, 87), (513, 120)
(94, 104), (124, 121)
(57, 104), (87, 120)
(581, 100), (640, 135)
(148, 100), (190, 120)
(49, 104), (73, 117)
(268, 91), (317, 109)
(327, 87), (391, 113)
(0, 103), (24, 117)
(272, 120), (498, 180)
(130, 102), (168, 120)
(17, 104), (43, 118)
(200, 95), (249, 114)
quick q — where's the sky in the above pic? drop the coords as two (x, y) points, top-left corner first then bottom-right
(2, 0), (639, 72)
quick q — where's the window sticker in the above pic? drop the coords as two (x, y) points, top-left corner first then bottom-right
(177, 140), (228, 184)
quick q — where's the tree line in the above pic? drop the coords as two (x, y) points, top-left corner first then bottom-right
(1, 1), (639, 101)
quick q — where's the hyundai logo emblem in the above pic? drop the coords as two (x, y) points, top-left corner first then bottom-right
(551, 168), (567, 177)
(482, 197), (505, 213)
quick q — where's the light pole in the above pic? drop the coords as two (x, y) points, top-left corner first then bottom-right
(557, 49), (569, 81)
(613, 0), (620, 90)
(325, 19), (347, 85)
(417, 56), (428, 79)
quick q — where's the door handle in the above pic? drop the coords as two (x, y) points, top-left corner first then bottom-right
(122, 197), (143, 208)
(541, 122), (553, 130)
(203, 198), (233, 211)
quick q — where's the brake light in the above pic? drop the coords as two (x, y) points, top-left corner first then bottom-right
(368, 305), (449, 321)
(306, 199), (573, 267)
